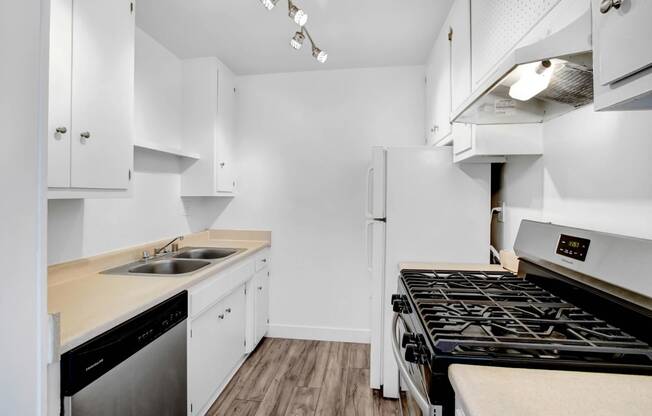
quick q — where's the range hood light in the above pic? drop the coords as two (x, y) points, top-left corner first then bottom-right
(509, 60), (554, 101)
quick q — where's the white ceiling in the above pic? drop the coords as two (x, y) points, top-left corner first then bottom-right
(136, 0), (453, 75)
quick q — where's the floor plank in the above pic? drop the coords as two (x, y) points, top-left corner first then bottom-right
(208, 338), (399, 416)
(347, 344), (370, 369)
(284, 387), (321, 416)
(207, 338), (273, 415)
(255, 340), (308, 416)
(345, 368), (373, 416)
(222, 399), (260, 416)
(296, 340), (331, 388)
(239, 338), (290, 401)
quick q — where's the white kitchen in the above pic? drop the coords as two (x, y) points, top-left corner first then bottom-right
(2, 0), (652, 415)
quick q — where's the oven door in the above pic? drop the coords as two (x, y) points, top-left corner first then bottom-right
(392, 313), (441, 416)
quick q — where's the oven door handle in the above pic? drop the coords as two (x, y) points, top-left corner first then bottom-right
(391, 313), (433, 415)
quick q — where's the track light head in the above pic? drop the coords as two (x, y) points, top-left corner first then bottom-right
(290, 31), (305, 50)
(289, 4), (308, 26)
(259, 0), (279, 10)
(312, 46), (328, 63)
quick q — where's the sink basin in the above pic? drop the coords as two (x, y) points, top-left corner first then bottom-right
(173, 248), (239, 260)
(128, 259), (210, 275)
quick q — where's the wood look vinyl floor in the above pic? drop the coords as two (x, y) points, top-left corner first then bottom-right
(206, 338), (400, 416)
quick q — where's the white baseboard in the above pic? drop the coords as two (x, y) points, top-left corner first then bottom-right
(268, 324), (370, 343)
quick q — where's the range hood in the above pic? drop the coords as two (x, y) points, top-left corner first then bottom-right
(452, 9), (593, 125)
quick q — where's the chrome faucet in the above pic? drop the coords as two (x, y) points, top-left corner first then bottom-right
(153, 236), (184, 257)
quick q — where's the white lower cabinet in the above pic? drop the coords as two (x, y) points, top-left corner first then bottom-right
(188, 251), (270, 415)
(189, 286), (246, 415)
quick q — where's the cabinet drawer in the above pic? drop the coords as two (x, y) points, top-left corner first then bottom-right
(255, 251), (270, 272)
(189, 260), (255, 318)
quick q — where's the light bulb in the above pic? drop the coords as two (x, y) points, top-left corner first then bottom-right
(259, 0), (278, 10)
(312, 47), (328, 63)
(290, 31), (305, 50)
(289, 5), (308, 26)
(509, 60), (553, 101)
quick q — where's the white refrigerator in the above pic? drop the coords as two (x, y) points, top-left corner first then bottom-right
(366, 146), (490, 398)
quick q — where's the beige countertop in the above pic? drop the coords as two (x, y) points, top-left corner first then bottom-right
(48, 230), (271, 354)
(449, 364), (652, 416)
(400, 251), (519, 273)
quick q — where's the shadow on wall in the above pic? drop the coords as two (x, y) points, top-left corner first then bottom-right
(181, 197), (232, 232)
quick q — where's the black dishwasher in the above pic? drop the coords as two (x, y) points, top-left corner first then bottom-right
(61, 291), (188, 416)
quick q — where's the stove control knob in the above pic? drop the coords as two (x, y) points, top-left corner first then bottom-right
(391, 294), (412, 313)
(405, 343), (430, 365)
(402, 333), (418, 348)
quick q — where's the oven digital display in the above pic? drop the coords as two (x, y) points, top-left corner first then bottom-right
(556, 234), (590, 261)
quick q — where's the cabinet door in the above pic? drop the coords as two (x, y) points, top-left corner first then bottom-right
(594, 0), (652, 85)
(254, 270), (270, 345)
(189, 287), (246, 415)
(450, 0), (471, 113)
(48, 0), (72, 188)
(426, 23), (452, 145)
(216, 64), (236, 193)
(70, 0), (134, 189)
(189, 300), (227, 415)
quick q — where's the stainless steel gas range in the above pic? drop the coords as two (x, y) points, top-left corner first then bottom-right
(391, 220), (652, 416)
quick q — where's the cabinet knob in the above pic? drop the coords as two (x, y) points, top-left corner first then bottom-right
(257, 286), (263, 291)
(55, 126), (67, 134)
(600, 0), (622, 14)
(218, 314), (225, 320)
(225, 308), (232, 314)
(80, 131), (91, 141)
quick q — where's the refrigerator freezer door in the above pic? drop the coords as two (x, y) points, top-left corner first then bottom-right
(367, 219), (386, 389)
(381, 147), (490, 398)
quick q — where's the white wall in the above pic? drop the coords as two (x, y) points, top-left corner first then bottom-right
(0, 0), (47, 414)
(497, 105), (652, 250)
(48, 27), (217, 264)
(210, 66), (425, 341)
(135, 27), (183, 148)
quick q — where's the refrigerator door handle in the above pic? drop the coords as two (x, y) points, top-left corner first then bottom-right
(366, 220), (374, 273)
(366, 166), (374, 218)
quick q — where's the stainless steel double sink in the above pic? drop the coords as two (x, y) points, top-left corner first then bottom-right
(101, 247), (245, 277)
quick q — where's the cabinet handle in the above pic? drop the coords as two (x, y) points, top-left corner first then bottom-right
(225, 308), (232, 314)
(600, 0), (622, 14)
(80, 131), (91, 141)
(55, 127), (67, 134)
(218, 314), (225, 320)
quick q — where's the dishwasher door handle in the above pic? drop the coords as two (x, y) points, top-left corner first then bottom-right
(391, 313), (433, 415)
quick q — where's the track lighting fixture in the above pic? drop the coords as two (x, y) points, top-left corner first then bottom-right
(288, 1), (308, 26)
(258, 0), (328, 64)
(259, 0), (279, 10)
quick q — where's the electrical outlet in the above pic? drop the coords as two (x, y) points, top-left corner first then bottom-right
(497, 202), (505, 223)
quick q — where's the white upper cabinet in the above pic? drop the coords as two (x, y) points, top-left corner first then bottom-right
(425, 22), (452, 145)
(48, 0), (73, 188)
(593, 0), (652, 110)
(450, 0), (472, 114)
(48, 0), (134, 197)
(181, 57), (238, 197)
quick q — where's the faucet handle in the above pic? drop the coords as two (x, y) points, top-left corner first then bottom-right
(142, 250), (150, 260)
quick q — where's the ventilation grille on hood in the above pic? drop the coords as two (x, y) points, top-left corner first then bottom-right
(539, 61), (593, 108)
